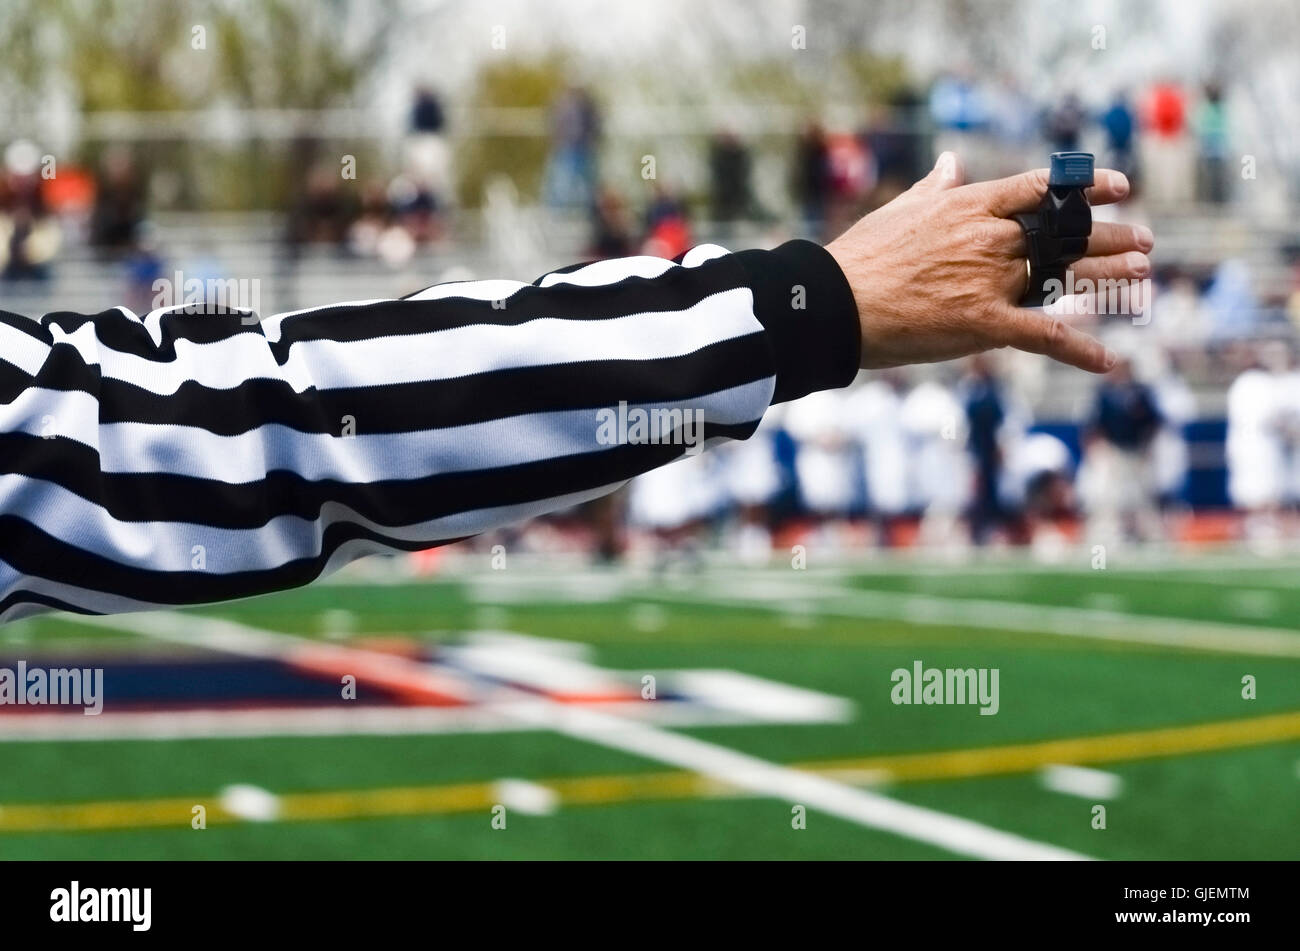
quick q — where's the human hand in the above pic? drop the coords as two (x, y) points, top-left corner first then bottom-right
(825, 152), (1153, 373)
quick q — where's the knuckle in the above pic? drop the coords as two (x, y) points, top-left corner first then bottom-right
(1042, 318), (1068, 352)
(973, 222), (1007, 253)
(983, 306), (1016, 346)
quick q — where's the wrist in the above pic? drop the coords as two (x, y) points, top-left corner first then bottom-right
(731, 239), (861, 404)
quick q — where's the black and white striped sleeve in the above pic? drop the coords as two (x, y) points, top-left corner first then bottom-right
(0, 239), (859, 621)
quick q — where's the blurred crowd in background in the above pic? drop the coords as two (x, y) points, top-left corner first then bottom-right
(4, 66), (1300, 561)
(605, 341), (1300, 567)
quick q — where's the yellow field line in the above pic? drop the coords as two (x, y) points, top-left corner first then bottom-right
(3, 710), (1298, 834)
(800, 709), (1300, 781)
(0, 797), (202, 833)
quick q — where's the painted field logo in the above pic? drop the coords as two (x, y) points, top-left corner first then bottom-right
(890, 661), (999, 715)
(0, 662), (103, 714)
(50, 881), (151, 931)
(595, 401), (705, 455)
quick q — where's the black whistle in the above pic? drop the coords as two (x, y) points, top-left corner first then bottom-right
(1014, 151), (1093, 307)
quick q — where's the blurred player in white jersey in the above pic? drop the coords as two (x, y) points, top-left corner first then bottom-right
(901, 377), (971, 550)
(844, 371), (910, 546)
(1226, 342), (1294, 543)
(784, 388), (859, 547)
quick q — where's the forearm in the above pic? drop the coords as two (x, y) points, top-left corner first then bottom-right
(0, 240), (858, 621)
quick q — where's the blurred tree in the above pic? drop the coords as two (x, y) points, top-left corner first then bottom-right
(207, 0), (398, 109)
(0, 0), (402, 209)
(205, 0), (400, 208)
(455, 56), (570, 206)
(0, 0), (193, 114)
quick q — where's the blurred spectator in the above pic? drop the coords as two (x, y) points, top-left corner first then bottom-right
(641, 184), (691, 259)
(0, 207), (60, 280)
(823, 128), (874, 237)
(543, 86), (601, 210)
(410, 86), (445, 134)
(1100, 91), (1138, 181)
(1, 141), (47, 217)
(0, 141), (60, 280)
(863, 92), (929, 194)
(1150, 265), (1210, 348)
(400, 85), (452, 243)
(1043, 92), (1087, 152)
(287, 164), (353, 247)
(708, 130), (757, 234)
(1204, 259), (1258, 340)
(928, 71), (989, 135)
(388, 170), (442, 245)
(347, 183), (391, 254)
(987, 76), (1037, 158)
(1140, 80), (1195, 206)
(1144, 79), (1188, 137)
(122, 223), (166, 316)
(346, 182), (415, 266)
(589, 186), (634, 259)
(1195, 81), (1230, 204)
(791, 122), (831, 236)
(90, 144), (147, 254)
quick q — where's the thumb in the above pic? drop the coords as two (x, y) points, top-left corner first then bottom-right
(915, 150), (965, 191)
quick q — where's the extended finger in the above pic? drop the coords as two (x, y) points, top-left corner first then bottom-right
(970, 167), (1131, 219)
(989, 303), (1114, 373)
(1082, 170), (1132, 207)
(1069, 252), (1151, 284)
(1085, 221), (1155, 257)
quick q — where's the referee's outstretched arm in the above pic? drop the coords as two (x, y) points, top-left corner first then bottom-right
(0, 156), (1150, 621)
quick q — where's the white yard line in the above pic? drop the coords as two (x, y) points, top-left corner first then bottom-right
(1113, 571), (1300, 591)
(509, 699), (1088, 860)
(76, 612), (1091, 861)
(638, 551), (1300, 579)
(649, 578), (1300, 658)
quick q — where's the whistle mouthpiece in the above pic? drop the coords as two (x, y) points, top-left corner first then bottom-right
(1049, 151), (1094, 187)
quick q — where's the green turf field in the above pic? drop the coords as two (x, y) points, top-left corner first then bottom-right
(2, 554), (1298, 860)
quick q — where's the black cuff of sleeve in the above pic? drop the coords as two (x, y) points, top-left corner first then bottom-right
(732, 239), (861, 405)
